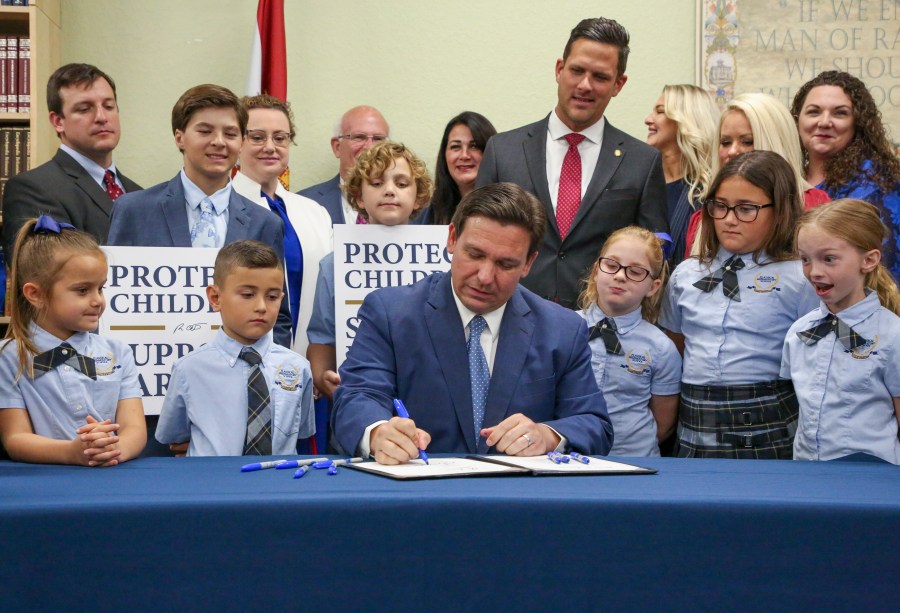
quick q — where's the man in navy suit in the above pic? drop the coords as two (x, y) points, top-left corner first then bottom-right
(297, 105), (389, 225)
(476, 17), (668, 309)
(2, 64), (141, 260)
(333, 183), (612, 463)
(107, 84), (290, 347)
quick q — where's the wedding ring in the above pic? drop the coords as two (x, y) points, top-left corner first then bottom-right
(522, 433), (533, 446)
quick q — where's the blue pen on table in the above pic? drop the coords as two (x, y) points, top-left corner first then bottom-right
(392, 399), (430, 465)
(240, 459), (288, 472)
(275, 457), (329, 470)
(569, 452), (590, 464)
(293, 465), (311, 479)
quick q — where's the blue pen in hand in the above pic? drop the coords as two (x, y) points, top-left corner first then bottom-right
(392, 399), (430, 465)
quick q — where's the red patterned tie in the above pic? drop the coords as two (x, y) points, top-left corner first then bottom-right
(556, 133), (585, 240)
(103, 169), (124, 202)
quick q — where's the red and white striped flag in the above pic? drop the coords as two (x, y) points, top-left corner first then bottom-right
(246, 0), (287, 99)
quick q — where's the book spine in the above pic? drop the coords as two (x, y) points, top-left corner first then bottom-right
(1, 127), (11, 182)
(12, 126), (22, 176)
(17, 36), (29, 113)
(5, 36), (15, 113)
(0, 34), (7, 113)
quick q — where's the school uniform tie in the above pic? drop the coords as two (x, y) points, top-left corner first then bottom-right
(692, 255), (745, 301)
(240, 347), (273, 456)
(190, 198), (218, 248)
(467, 316), (490, 447)
(589, 317), (624, 355)
(103, 170), (124, 202)
(32, 342), (97, 380)
(556, 133), (585, 240)
(797, 313), (870, 351)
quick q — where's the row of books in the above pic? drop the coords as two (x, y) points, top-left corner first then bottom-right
(0, 125), (30, 211)
(0, 35), (30, 113)
(0, 1), (29, 6)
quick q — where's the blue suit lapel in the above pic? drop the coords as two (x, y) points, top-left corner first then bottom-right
(224, 190), (251, 243)
(480, 288), (533, 454)
(162, 175), (192, 247)
(424, 274), (477, 453)
(323, 175), (345, 224)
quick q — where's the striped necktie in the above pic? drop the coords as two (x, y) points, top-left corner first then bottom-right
(240, 347), (273, 455)
(33, 342), (96, 380)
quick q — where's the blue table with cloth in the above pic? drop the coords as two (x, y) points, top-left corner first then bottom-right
(0, 456), (897, 612)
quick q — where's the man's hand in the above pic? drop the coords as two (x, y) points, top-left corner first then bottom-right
(369, 416), (431, 465)
(481, 413), (560, 456)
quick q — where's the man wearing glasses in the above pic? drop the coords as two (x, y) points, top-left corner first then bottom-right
(298, 105), (390, 225)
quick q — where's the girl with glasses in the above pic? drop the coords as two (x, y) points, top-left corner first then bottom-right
(577, 226), (681, 456)
(659, 151), (818, 459)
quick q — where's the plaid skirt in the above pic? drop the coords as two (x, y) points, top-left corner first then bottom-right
(676, 380), (799, 459)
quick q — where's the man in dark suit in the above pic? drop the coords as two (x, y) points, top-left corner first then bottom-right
(107, 84), (290, 347)
(2, 64), (140, 260)
(476, 17), (668, 309)
(297, 105), (389, 225)
(333, 183), (612, 464)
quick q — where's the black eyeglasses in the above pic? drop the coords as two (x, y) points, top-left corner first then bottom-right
(706, 200), (774, 222)
(597, 257), (654, 282)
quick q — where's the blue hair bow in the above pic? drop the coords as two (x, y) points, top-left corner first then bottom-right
(33, 215), (75, 234)
(654, 232), (674, 260)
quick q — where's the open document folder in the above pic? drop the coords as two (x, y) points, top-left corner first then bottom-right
(346, 455), (656, 480)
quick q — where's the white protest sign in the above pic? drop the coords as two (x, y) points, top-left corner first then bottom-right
(333, 224), (451, 367)
(100, 247), (220, 415)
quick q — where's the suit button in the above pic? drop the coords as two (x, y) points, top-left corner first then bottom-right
(559, 251), (566, 259)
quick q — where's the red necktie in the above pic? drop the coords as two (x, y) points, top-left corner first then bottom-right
(556, 133), (585, 240)
(103, 169), (124, 202)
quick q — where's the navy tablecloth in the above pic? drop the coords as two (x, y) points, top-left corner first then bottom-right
(1, 455), (898, 612)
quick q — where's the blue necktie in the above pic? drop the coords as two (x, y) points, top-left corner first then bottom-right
(263, 192), (304, 341)
(240, 347), (272, 455)
(467, 315), (490, 447)
(191, 198), (218, 248)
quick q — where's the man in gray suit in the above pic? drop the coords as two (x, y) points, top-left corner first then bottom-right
(297, 105), (389, 225)
(476, 17), (668, 309)
(2, 63), (141, 261)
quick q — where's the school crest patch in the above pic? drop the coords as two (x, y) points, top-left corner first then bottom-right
(620, 350), (652, 376)
(275, 364), (301, 391)
(749, 271), (781, 293)
(91, 352), (117, 377)
(848, 335), (878, 360)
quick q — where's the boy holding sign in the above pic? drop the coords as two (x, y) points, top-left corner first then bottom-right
(307, 142), (433, 401)
(156, 240), (314, 456)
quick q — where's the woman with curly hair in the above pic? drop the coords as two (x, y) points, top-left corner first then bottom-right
(421, 111), (497, 225)
(644, 84), (719, 265)
(792, 71), (900, 280)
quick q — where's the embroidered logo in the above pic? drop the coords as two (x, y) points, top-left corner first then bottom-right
(275, 364), (301, 391)
(749, 272), (781, 293)
(91, 352), (117, 377)
(848, 335), (878, 360)
(620, 350), (651, 376)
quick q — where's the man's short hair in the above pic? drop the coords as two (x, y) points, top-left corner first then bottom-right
(563, 18), (630, 76)
(171, 84), (248, 135)
(213, 240), (283, 285)
(240, 94), (296, 142)
(451, 183), (547, 255)
(46, 63), (116, 115)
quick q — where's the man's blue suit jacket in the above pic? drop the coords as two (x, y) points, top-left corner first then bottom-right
(106, 174), (292, 347)
(298, 174), (344, 225)
(333, 272), (613, 455)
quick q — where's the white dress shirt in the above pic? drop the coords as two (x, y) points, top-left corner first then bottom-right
(545, 110), (605, 213)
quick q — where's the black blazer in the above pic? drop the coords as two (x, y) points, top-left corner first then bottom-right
(476, 116), (668, 309)
(1, 149), (141, 259)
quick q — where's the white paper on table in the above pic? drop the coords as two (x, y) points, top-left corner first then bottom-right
(347, 457), (528, 480)
(475, 455), (656, 475)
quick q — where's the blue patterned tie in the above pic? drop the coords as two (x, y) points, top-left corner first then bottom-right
(190, 197), (218, 248)
(240, 347), (272, 455)
(467, 315), (490, 447)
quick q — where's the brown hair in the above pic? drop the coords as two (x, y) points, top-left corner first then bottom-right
(451, 182), (547, 256)
(698, 150), (802, 265)
(1, 219), (106, 378)
(240, 93), (296, 142)
(344, 141), (433, 221)
(213, 240), (283, 286)
(46, 63), (116, 116)
(578, 226), (669, 323)
(171, 84), (248, 135)
(797, 198), (900, 316)
(791, 71), (900, 196)
(563, 18), (630, 76)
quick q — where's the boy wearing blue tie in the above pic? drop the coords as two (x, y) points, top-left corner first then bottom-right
(156, 240), (314, 456)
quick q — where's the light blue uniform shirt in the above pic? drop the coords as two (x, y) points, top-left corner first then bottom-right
(180, 169), (230, 248)
(307, 251), (336, 345)
(659, 249), (818, 385)
(781, 291), (900, 464)
(156, 329), (315, 456)
(579, 304), (682, 456)
(0, 325), (141, 440)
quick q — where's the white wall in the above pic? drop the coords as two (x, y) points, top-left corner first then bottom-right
(60, 0), (697, 189)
